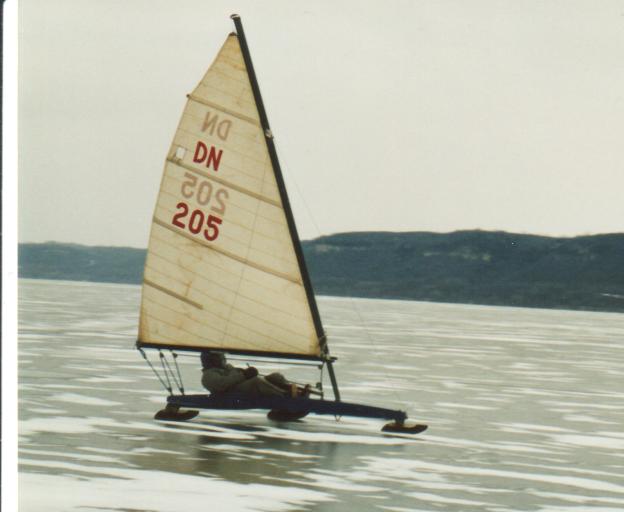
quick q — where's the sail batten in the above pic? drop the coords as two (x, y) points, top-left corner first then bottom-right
(141, 295), (315, 353)
(164, 159), (282, 208)
(187, 95), (260, 125)
(141, 298), (313, 350)
(145, 229), (311, 304)
(138, 29), (323, 359)
(143, 279), (204, 310)
(151, 219), (304, 285)
(143, 280), (315, 338)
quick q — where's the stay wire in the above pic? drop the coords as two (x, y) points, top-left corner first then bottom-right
(158, 351), (174, 394)
(139, 348), (172, 394)
(168, 350), (185, 394)
(273, 138), (324, 240)
(273, 138), (403, 412)
(276, 139), (395, 410)
(271, 138), (327, 392)
(275, 138), (405, 411)
(346, 297), (404, 409)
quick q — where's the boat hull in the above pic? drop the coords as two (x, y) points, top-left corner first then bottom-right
(167, 393), (408, 423)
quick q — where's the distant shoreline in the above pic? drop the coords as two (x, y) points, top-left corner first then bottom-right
(18, 277), (624, 318)
(18, 230), (624, 313)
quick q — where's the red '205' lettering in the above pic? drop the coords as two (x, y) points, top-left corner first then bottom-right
(171, 202), (222, 242)
(172, 202), (188, 228)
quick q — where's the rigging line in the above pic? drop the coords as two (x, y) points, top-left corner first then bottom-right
(169, 350), (186, 394)
(226, 355), (320, 367)
(139, 348), (172, 394)
(272, 138), (324, 240)
(158, 351), (174, 394)
(274, 139), (401, 405)
(273, 140), (333, 393)
(347, 297), (405, 409)
(278, 137), (404, 406)
(161, 352), (182, 391)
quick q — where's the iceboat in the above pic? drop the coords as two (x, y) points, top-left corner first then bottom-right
(136, 15), (427, 435)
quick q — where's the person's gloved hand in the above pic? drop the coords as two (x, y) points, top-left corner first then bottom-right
(243, 366), (258, 379)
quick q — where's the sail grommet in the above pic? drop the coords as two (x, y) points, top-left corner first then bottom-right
(264, 128), (273, 139)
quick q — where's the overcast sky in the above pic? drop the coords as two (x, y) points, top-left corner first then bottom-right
(16, 0), (624, 248)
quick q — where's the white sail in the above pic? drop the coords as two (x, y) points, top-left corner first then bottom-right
(138, 33), (322, 358)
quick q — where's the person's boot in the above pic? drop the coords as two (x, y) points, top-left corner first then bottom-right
(299, 384), (311, 398)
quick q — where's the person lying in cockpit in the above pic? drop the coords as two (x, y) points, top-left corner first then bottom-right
(200, 350), (309, 398)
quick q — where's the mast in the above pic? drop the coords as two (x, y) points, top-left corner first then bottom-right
(231, 15), (340, 400)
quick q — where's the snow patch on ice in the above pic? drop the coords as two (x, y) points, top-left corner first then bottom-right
(550, 434), (624, 450)
(435, 402), (496, 410)
(359, 457), (624, 494)
(563, 414), (617, 425)
(54, 393), (122, 407)
(19, 466), (333, 512)
(406, 491), (495, 506)
(20, 416), (115, 435)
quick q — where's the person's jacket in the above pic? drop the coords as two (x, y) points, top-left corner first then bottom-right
(201, 364), (245, 393)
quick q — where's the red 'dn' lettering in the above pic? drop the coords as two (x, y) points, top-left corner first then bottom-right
(193, 141), (223, 171)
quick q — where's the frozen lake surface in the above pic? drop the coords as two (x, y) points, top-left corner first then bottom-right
(18, 279), (624, 511)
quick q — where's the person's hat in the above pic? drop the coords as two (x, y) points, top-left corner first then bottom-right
(200, 350), (225, 368)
